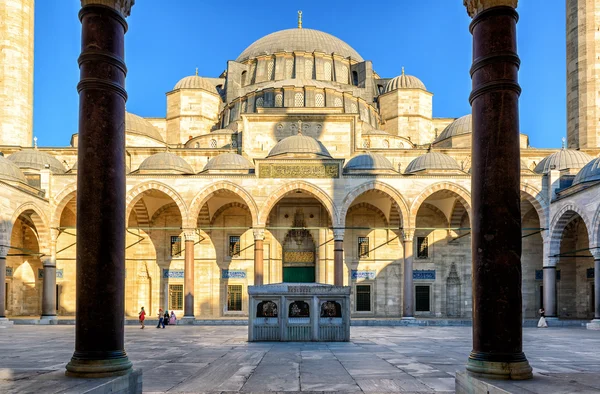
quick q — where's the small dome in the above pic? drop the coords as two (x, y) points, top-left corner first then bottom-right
(0, 154), (27, 184)
(573, 157), (600, 186)
(267, 134), (331, 158)
(405, 152), (461, 174)
(203, 153), (254, 172)
(435, 114), (471, 142)
(8, 150), (66, 173)
(126, 112), (164, 142)
(138, 152), (194, 174)
(533, 149), (593, 174)
(173, 75), (218, 94)
(384, 70), (426, 92)
(237, 28), (363, 62)
(345, 152), (395, 172)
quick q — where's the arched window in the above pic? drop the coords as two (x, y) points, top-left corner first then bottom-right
(324, 62), (332, 81)
(377, 84), (384, 94)
(334, 97), (343, 107)
(275, 93), (283, 107)
(315, 93), (325, 107)
(294, 92), (304, 107)
(285, 58), (294, 79)
(241, 71), (247, 87)
(350, 102), (358, 113)
(241, 101), (247, 113)
(194, 142), (200, 148)
(267, 58), (275, 80)
(340, 65), (349, 84)
(305, 58), (313, 79)
(249, 62), (257, 84)
(256, 97), (264, 108)
(352, 71), (359, 86)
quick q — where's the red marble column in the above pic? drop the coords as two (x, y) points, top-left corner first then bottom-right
(465, 0), (532, 380)
(183, 232), (196, 318)
(66, 1), (134, 378)
(253, 229), (265, 285)
(333, 229), (344, 286)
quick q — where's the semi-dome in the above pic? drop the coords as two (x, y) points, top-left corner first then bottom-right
(237, 28), (363, 62)
(344, 152), (395, 172)
(572, 157), (600, 185)
(405, 152), (461, 174)
(8, 150), (66, 173)
(533, 149), (593, 174)
(384, 69), (426, 92)
(203, 153), (254, 172)
(126, 112), (164, 142)
(173, 75), (218, 94)
(0, 154), (27, 184)
(138, 152), (194, 174)
(435, 114), (471, 142)
(267, 134), (331, 158)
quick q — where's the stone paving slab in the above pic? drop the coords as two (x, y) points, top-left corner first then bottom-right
(0, 326), (599, 393)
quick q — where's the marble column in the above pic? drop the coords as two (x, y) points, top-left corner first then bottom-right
(253, 228), (265, 285)
(41, 257), (57, 320)
(0, 246), (6, 318)
(66, 0), (134, 378)
(183, 231), (196, 319)
(464, 0), (532, 380)
(591, 250), (600, 325)
(543, 260), (557, 318)
(402, 231), (414, 318)
(333, 229), (344, 286)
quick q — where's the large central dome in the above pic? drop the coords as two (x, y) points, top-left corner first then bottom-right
(236, 28), (363, 62)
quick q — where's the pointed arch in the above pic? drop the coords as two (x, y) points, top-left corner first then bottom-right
(10, 202), (50, 252)
(520, 183), (547, 228)
(209, 202), (251, 226)
(189, 181), (258, 228)
(449, 200), (468, 229)
(591, 205), (600, 249)
(338, 181), (409, 228)
(548, 204), (594, 259)
(419, 202), (450, 227)
(125, 181), (189, 228)
(51, 182), (78, 229)
(409, 182), (472, 228)
(346, 202), (388, 227)
(257, 181), (337, 226)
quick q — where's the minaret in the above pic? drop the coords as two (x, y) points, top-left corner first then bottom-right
(0, 0), (35, 147)
(567, 0), (600, 149)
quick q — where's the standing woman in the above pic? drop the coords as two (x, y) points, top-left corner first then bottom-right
(537, 308), (548, 328)
(170, 310), (177, 325)
(139, 306), (146, 329)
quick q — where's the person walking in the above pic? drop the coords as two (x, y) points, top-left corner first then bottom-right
(163, 309), (170, 326)
(139, 306), (146, 329)
(157, 308), (165, 329)
(537, 308), (548, 328)
(169, 310), (177, 325)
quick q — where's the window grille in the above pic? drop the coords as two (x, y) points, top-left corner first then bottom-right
(169, 284), (183, 310)
(358, 237), (369, 258)
(340, 65), (349, 84)
(415, 285), (430, 312)
(362, 139), (370, 149)
(249, 62), (257, 84)
(229, 236), (241, 257)
(334, 97), (343, 107)
(383, 140), (389, 148)
(267, 58), (275, 80)
(255, 97), (264, 108)
(350, 102), (358, 113)
(170, 236), (182, 257)
(294, 92), (304, 107)
(417, 237), (429, 259)
(227, 285), (243, 311)
(285, 58), (294, 79)
(356, 285), (371, 312)
(275, 93), (283, 107)
(324, 62), (332, 81)
(315, 93), (325, 107)
(305, 58), (313, 79)
(210, 139), (217, 148)
(241, 101), (247, 113)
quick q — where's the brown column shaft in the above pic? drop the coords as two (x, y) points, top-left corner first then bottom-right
(184, 239), (195, 317)
(0, 255), (5, 318)
(402, 239), (414, 318)
(41, 257), (57, 317)
(254, 239), (264, 285)
(334, 239), (343, 286)
(467, 4), (531, 379)
(66, 3), (131, 377)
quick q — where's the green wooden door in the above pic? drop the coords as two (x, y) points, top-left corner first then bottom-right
(283, 267), (315, 283)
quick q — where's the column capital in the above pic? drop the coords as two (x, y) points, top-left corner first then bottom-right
(43, 256), (57, 268)
(591, 248), (600, 261)
(402, 230), (414, 242)
(253, 228), (265, 241)
(333, 228), (345, 241)
(464, 0), (517, 18)
(183, 230), (198, 242)
(81, 0), (135, 17)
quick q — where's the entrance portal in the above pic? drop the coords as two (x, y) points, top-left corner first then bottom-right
(282, 209), (315, 283)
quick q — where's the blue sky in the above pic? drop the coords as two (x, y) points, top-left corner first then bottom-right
(33, 1), (565, 148)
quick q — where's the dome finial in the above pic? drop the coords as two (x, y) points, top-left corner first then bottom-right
(401, 66), (405, 76)
(195, 67), (198, 76)
(33, 136), (38, 149)
(297, 119), (303, 135)
(561, 137), (566, 149)
(298, 10), (303, 29)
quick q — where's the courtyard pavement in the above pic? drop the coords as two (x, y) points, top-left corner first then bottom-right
(0, 325), (599, 393)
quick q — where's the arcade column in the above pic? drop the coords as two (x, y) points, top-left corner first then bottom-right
(253, 228), (265, 285)
(183, 230), (197, 320)
(402, 231), (414, 318)
(333, 229), (344, 286)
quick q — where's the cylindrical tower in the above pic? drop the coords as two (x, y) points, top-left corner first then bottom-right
(567, 0), (600, 149)
(0, 0), (34, 147)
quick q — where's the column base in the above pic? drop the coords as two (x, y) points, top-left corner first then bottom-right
(466, 352), (532, 380)
(66, 351), (132, 378)
(40, 315), (58, 325)
(180, 316), (195, 325)
(586, 319), (600, 330)
(0, 317), (14, 328)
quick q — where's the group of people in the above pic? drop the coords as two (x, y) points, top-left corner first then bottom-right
(138, 307), (177, 329)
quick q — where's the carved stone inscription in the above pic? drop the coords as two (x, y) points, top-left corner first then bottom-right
(259, 163), (339, 178)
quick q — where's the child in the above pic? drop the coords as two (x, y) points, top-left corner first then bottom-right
(139, 307), (146, 329)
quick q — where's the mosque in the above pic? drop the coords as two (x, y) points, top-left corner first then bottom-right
(0, 4), (599, 323)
